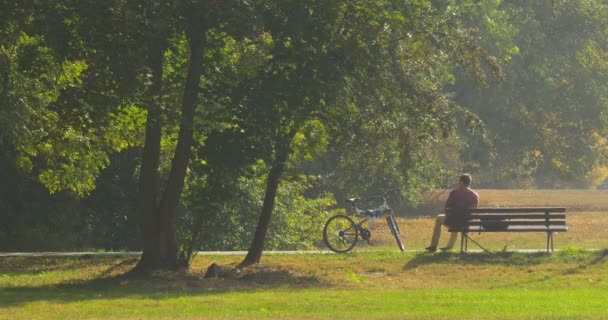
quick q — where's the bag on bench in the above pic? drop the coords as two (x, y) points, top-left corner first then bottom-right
(480, 217), (509, 231)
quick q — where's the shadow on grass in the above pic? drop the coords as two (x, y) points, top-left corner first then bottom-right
(0, 255), (107, 276)
(562, 248), (608, 275)
(402, 248), (600, 271)
(0, 259), (326, 308)
(397, 248), (608, 291)
(0, 255), (127, 276)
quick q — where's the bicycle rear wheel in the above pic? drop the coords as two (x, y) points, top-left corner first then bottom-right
(386, 215), (405, 252)
(323, 215), (358, 253)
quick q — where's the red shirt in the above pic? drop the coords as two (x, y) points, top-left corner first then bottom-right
(444, 187), (479, 213)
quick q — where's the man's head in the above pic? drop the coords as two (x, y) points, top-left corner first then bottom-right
(459, 174), (472, 187)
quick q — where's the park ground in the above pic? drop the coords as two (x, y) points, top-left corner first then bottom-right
(1, 189), (608, 319)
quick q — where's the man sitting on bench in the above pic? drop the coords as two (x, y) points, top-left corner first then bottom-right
(426, 174), (479, 252)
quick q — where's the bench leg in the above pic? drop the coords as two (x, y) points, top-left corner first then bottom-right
(461, 233), (493, 254)
(546, 232), (554, 253)
(460, 232), (466, 253)
(460, 233), (468, 253)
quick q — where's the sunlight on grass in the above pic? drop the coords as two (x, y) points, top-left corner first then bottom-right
(2, 287), (608, 319)
(1, 249), (608, 319)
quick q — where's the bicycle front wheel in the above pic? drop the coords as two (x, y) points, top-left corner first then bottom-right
(386, 215), (405, 252)
(323, 215), (358, 253)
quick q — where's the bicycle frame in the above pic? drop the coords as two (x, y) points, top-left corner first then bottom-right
(323, 189), (404, 253)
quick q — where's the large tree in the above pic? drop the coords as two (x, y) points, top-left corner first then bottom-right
(128, 0), (252, 270)
(134, 0), (206, 270)
(0, 0), (253, 270)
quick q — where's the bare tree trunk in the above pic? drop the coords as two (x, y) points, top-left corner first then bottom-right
(241, 136), (292, 267)
(135, 42), (164, 271)
(156, 30), (206, 269)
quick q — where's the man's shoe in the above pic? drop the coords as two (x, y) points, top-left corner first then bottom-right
(440, 247), (453, 252)
(425, 246), (437, 252)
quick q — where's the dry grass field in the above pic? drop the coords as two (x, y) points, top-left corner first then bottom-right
(424, 189), (608, 211)
(364, 189), (608, 252)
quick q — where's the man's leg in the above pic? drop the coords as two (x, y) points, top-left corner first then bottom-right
(442, 231), (458, 250)
(427, 214), (446, 252)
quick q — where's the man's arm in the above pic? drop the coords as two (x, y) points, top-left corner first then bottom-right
(444, 190), (455, 213)
(472, 191), (479, 208)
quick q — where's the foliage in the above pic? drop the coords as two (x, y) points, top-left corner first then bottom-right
(297, 0), (508, 209)
(179, 160), (339, 252)
(0, 30), (109, 196)
(0, 157), (84, 251)
(454, 0), (608, 188)
(0, 149), (141, 251)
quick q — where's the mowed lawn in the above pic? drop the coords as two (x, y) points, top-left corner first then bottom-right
(1, 189), (608, 319)
(2, 250), (608, 319)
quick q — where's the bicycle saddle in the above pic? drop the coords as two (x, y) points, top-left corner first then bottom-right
(345, 198), (361, 204)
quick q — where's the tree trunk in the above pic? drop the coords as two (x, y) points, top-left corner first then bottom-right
(135, 26), (206, 272)
(156, 30), (206, 269)
(241, 136), (292, 267)
(135, 42), (164, 271)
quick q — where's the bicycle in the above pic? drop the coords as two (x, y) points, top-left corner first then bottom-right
(323, 189), (405, 253)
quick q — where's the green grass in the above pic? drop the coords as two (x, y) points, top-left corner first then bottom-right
(3, 288), (608, 319)
(2, 250), (608, 319)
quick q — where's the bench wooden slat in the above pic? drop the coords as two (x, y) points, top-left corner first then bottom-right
(469, 207), (566, 213)
(469, 213), (566, 220)
(468, 220), (567, 226)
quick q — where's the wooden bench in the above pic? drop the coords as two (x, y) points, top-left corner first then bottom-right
(448, 207), (568, 253)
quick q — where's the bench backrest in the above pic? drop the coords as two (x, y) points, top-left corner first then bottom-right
(462, 207), (567, 229)
(468, 207), (566, 214)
